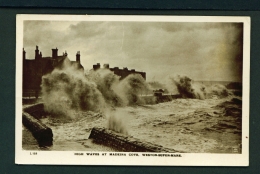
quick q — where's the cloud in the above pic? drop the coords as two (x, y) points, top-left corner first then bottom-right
(23, 20), (243, 82)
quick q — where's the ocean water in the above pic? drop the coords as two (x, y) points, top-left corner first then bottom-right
(23, 93), (242, 153)
(195, 81), (235, 86)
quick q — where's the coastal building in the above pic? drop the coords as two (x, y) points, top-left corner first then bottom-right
(23, 46), (84, 98)
(93, 63), (146, 80)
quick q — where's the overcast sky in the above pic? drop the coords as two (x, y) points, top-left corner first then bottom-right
(23, 20), (243, 82)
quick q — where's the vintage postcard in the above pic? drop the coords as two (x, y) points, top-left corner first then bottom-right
(15, 14), (250, 166)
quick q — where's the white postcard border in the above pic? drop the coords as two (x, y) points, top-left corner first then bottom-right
(15, 14), (250, 166)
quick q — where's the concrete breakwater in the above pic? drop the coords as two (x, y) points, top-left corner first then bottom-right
(89, 127), (178, 152)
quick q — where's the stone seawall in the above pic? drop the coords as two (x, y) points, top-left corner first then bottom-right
(89, 127), (178, 153)
(141, 94), (181, 104)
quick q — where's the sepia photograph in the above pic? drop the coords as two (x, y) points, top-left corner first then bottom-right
(15, 15), (250, 165)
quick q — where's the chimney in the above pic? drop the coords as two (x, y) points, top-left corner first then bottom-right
(35, 45), (39, 59)
(103, 64), (109, 69)
(76, 51), (80, 63)
(93, 63), (101, 71)
(52, 47), (58, 58)
(23, 48), (26, 60)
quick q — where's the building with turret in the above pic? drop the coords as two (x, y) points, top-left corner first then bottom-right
(93, 63), (146, 80)
(23, 46), (84, 98)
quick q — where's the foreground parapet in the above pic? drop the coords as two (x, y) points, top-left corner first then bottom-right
(89, 127), (178, 153)
(22, 103), (53, 147)
(23, 103), (45, 119)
